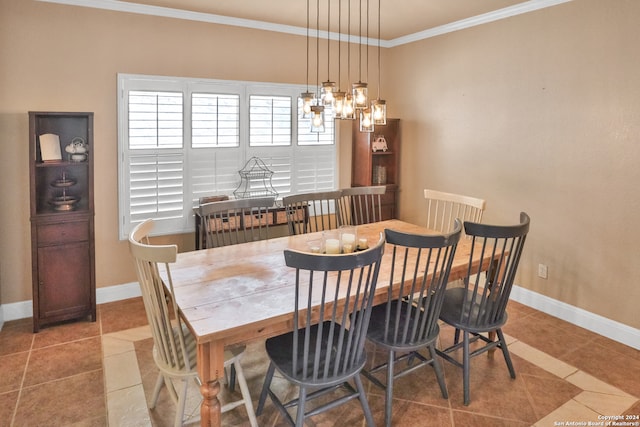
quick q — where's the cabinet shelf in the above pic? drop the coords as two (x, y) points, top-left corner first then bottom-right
(29, 111), (95, 332)
(351, 119), (400, 219)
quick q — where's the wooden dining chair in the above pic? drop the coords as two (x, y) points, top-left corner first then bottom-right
(282, 190), (343, 235)
(437, 212), (530, 405)
(424, 189), (486, 234)
(339, 185), (387, 226)
(129, 219), (258, 427)
(196, 196), (275, 249)
(256, 235), (386, 427)
(362, 222), (462, 427)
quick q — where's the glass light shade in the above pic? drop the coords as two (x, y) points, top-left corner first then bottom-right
(341, 93), (356, 120)
(321, 81), (336, 105)
(300, 91), (315, 118)
(310, 105), (325, 132)
(359, 108), (374, 132)
(352, 82), (368, 110)
(372, 99), (387, 125)
(333, 91), (346, 116)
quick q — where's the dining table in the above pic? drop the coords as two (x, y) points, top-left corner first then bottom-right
(162, 219), (497, 427)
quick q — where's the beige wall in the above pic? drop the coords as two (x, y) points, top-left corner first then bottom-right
(1, 0), (638, 330)
(387, 0), (640, 329)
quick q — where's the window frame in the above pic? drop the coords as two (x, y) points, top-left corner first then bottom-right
(117, 73), (337, 240)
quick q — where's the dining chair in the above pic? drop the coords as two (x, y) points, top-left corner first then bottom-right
(256, 235), (386, 427)
(424, 189), (486, 234)
(437, 212), (530, 405)
(129, 219), (258, 427)
(339, 185), (387, 226)
(196, 196), (275, 249)
(362, 222), (462, 427)
(282, 190), (343, 235)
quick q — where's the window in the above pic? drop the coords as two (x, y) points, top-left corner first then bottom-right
(118, 74), (337, 239)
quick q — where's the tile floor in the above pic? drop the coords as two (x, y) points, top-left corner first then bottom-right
(1, 297), (638, 426)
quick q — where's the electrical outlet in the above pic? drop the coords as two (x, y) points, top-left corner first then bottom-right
(538, 263), (548, 279)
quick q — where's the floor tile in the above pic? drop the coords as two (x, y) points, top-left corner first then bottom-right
(107, 384), (151, 427)
(1, 295), (638, 427)
(0, 391), (19, 425)
(100, 297), (149, 334)
(23, 336), (102, 387)
(0, 352), (28, 394)
(0, 320), (33, 357)
(13, 369), (105, 426)
(32, 317), (100, 349)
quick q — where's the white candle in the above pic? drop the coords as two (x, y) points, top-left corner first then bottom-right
(341, 233), (356, 245)
(325, 238), (340, 254)
(343, 243), (354, 253)
(358, 238), (368, 250)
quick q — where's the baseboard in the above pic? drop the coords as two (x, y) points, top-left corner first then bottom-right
(511, 285), (640, 351)
(1, 283), (638, 351)
(0, 282), (141, 326)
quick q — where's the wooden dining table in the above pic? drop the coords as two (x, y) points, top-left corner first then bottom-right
(163, 219), (496, 427)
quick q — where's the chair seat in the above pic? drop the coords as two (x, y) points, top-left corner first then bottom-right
(367, 302), (440, 351)
(265, 321), (367, 388)
(439, 287), (508, 333)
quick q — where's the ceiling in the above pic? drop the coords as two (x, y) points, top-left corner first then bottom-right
(40, 0), (572, 45)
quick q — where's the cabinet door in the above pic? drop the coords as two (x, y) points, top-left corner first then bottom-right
(37, 241), (91, 319)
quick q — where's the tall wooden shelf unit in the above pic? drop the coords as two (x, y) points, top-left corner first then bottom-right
(351, 118), (400, 219)
(29, 111), (95, 332)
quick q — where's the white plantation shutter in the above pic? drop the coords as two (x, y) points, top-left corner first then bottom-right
(118, 74), (337, 239)
(293, 147), (336, 193)
(124, 89), (186, 233)
(129, 152), (184, 223)
(189, 149), (242, 204)
(249, 95), (292, 146)
(192, 93), (240, 148)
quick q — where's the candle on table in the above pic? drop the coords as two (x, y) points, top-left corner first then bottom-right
(325, 238), (340, 254)
(358, 238), (368, 250)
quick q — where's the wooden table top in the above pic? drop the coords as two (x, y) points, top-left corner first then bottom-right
(165, 220), (484, 348)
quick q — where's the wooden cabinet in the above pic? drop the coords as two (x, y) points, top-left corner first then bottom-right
(351, 118), (400, 219)
(29, 112), (95, 332)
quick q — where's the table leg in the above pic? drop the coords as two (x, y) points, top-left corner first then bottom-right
(197, 341), (225, 427)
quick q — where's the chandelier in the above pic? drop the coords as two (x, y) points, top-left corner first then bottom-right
(299, 0), (387, 133)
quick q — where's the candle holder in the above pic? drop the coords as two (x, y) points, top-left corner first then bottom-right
(323, 230), (341, 254)
(339, 225), (357, 254)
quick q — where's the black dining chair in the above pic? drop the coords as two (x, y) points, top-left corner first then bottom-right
(256, 235), (386, 427)
(282, 190), (343, 235)
(362, 222), (462, 427)
(196, 196), (275, 249)
(437, 212), (530, 405)
(339, 185), (387, 226)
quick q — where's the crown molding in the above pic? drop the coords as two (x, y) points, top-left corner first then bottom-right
(387, 0), (573, 47)
(36, 0), (572, 48)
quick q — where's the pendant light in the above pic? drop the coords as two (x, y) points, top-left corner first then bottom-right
(359, 0), (374, 132)
(300, 0), (315, 118)
(371, 0), (387, 125)
(352, 0), (368, 110)
(333, 0), (346, 116)
(342, 0), (356, 120)
(311, 0), (325, 132)
(321, 0), (336, 105)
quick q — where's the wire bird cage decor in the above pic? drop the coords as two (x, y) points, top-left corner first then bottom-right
(233, 157), (278, 199)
